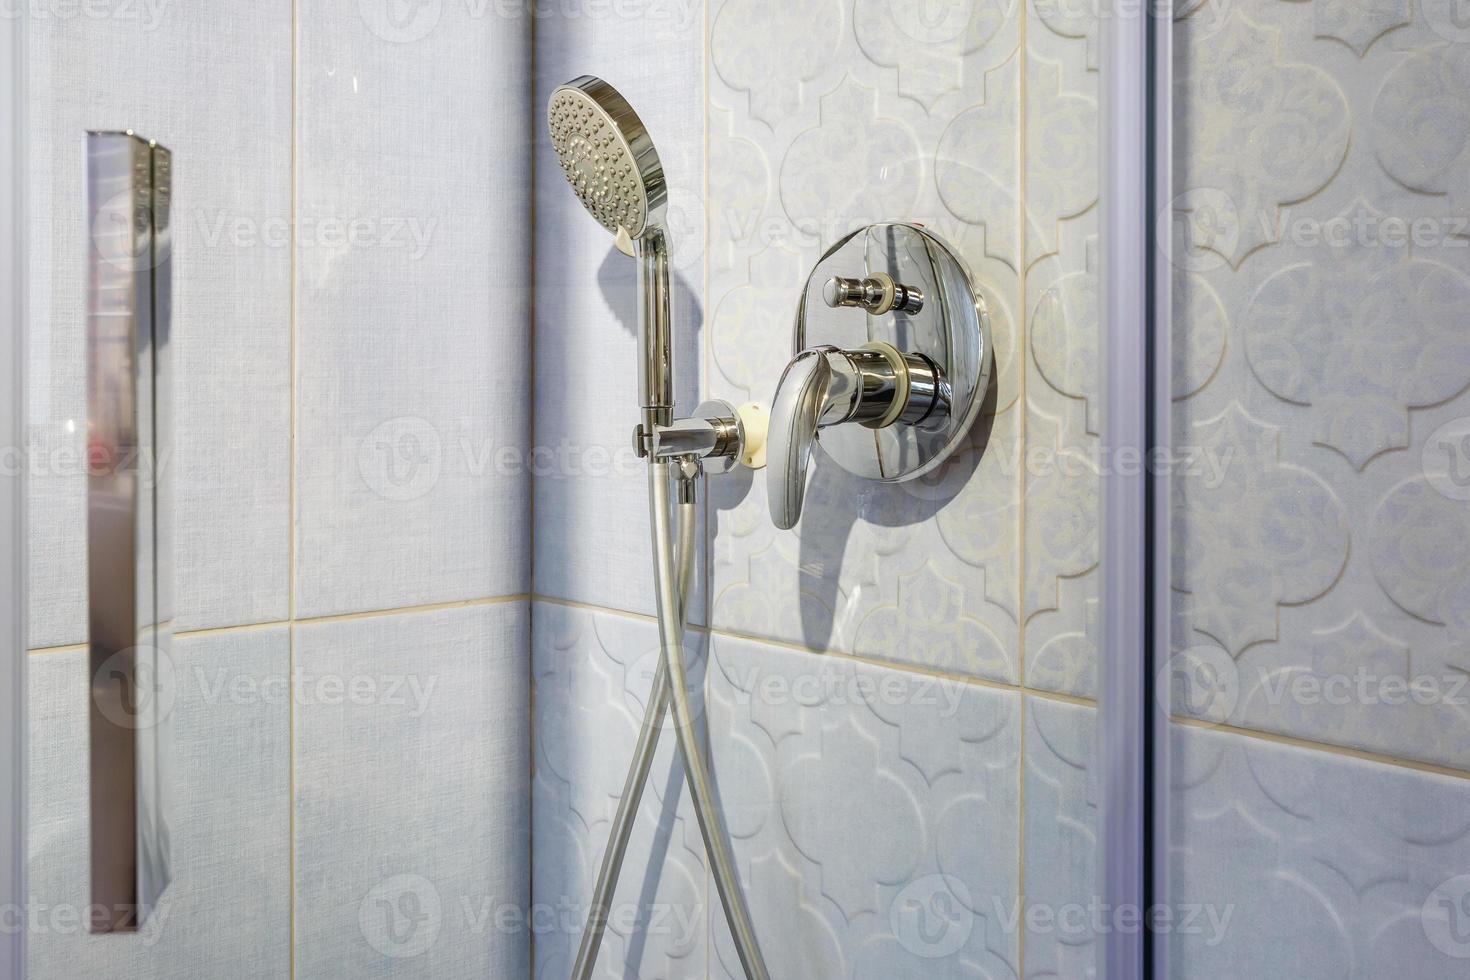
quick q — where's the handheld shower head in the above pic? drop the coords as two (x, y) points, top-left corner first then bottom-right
(549, 76), (772, 980)
(548, 75), (673, 416)
(548, 76), (667, 243)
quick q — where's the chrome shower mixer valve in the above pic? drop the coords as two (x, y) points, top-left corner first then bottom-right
(769, 222), (995, 530)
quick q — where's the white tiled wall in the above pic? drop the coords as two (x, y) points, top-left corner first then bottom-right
(25, 4), (294, 645)
(1166, 1), (1470, 976)
(531, 601), (707, 979)
(27, 631), (292, 979)
(705, 0), (1027, 683)
(25, 2), (532, 977)
(700, 0), (1106, 702)
(1023, 698), (1099, 979)
(707, 633), (1022, 980)
(531, 1), (708, 621)
(294, 0), (532, 619)
(293, 602), (529, 979)
(1170, 721), (1470, 979)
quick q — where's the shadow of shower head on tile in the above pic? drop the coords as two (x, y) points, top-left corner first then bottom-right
(596, 246), (704, 412)
(618, 625), (711, 974)
(530, 606), (713, 975)
(795, 381), (997, 652)
(708, 375), (998, 655)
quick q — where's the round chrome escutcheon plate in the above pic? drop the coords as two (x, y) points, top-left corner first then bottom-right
(797, 222), (994, 482)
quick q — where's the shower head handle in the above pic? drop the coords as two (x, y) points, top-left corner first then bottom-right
(548, 75), (673, 413)
(635, 228), (673, 414)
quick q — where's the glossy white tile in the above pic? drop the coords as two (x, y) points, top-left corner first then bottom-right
(25, 4), (292, 644)
(27, 630), (292, 979)
(705, 0), (1025, 684)
(1024, 698), (1099, 979)
(293, 601), (530, 979)
(294, 0), (531, 617)
(1022, 0), (1101, 700)
(1170, 721), (1470, 978)
(1169, 0), (1470, 769)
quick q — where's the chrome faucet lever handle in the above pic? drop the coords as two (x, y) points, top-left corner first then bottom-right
(768, 347), (840, 530)
(768, 341), (947, 529)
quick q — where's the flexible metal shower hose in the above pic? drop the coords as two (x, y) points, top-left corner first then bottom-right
(570, 461), (770, 980)
(569, 471), (695, 977)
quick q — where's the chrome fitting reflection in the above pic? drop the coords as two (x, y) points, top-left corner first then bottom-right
(823, 271), (924, 315)
(767, 342), (949, 530)
(645, 399), (750, 475)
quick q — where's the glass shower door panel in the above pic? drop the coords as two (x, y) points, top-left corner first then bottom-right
(1167, 2), (1470, 975)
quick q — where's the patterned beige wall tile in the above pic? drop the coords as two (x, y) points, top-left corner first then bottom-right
(1170, 721), (1470, 976)
(1023, 0), (1102, 699)
(706, 0), (1025, 685)
(708, 632), (1022, 979)
(531, 602), (708, 979)
(1169, 0), (1470, 770)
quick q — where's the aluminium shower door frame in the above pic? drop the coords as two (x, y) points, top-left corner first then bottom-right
(1098, 3), (1171, 979)
(1, 9), (26, 980)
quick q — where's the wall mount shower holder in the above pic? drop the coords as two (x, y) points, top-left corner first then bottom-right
(769, 222), (994, 529)
(636, 399), (768, 473)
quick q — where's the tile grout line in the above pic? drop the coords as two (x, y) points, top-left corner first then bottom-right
(1169, 715), (1470, 783)
(30, 596), (1470, 785)
(287, 2), (299, 972)
(25, 593), (536, 654)
(531, 593), (1095, 705)
(526, 594), (1470, 784)
(1016, 9), (1032, 972)
(25, 643), (88, 657)
(186, 594), (531, 637)
(525, 5), (538, 973)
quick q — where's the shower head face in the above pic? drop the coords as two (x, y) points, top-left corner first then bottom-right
(547, 76), (667, 242)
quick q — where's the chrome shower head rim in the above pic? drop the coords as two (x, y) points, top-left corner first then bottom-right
(547, 75), (667, 241)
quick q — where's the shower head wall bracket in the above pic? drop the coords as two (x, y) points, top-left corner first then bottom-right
(768, 222), (994, 529)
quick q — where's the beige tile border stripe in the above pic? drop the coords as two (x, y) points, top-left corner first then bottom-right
(533, 594), (1470, 784)
(32, 588), (1470, 791)
(25, 593), (531, 653)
